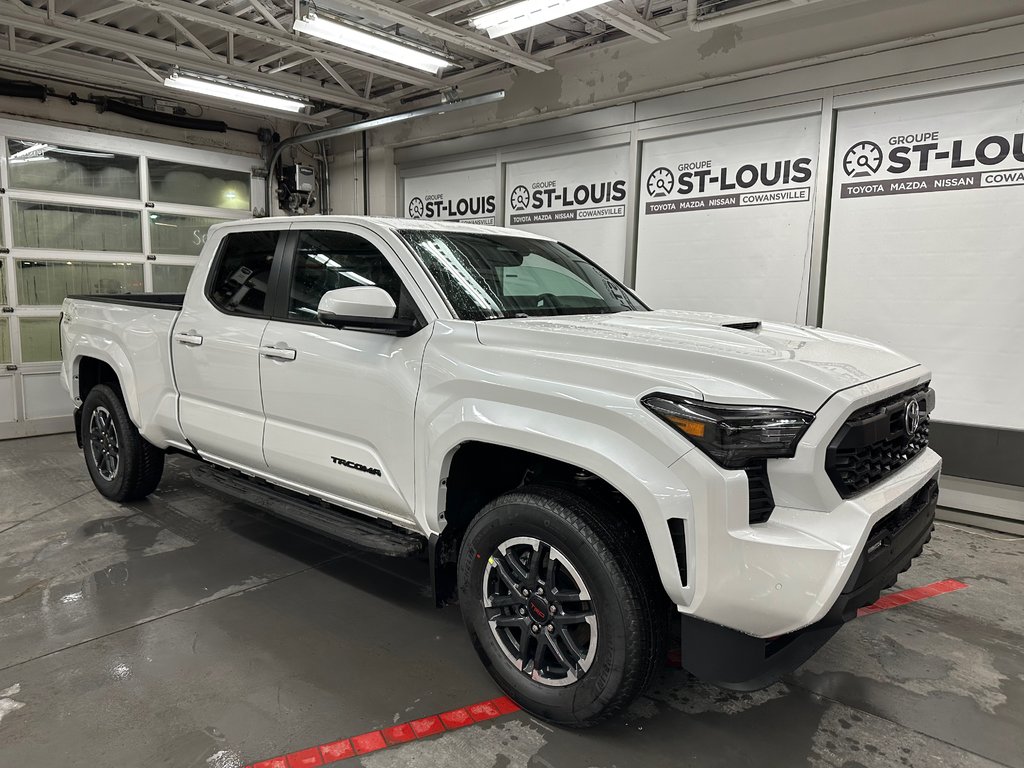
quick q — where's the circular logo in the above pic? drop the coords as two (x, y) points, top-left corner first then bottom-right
(526, 594), (550, 622)
(408, 197), (425, 218)
(646, 167), (675, 198)
(904, 399), (921, 436)
(842, 141), (884, 178)
(509, 185), (530, 211)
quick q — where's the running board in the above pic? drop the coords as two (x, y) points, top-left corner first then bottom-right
(191, 465), (425, 557)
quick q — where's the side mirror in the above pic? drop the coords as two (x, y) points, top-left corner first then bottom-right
(316, 286), (418, 335)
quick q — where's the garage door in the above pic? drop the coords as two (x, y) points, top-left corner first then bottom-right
(0, 119), (254, 440)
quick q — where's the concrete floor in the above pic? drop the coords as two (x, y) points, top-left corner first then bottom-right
(1, 433), (1022, 768)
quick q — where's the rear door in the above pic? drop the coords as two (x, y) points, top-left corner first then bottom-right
(258, 224), (433, 525)
(173, 223), (288, 469)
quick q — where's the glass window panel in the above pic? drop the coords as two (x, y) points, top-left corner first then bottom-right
(149, 213), (227, 255)
(20, 317), (61, 363)
(7, 139), (140, 198)
(152, 264), (195, 293)
(208, 230), (280, 316)
(12, 202), (142, 252)
(17, 260), (144, 305)
(0, 318), (11, 364)
(0, 259), (6, 304)
(148, 160), (250, 210)
(288, 230), (413, 322)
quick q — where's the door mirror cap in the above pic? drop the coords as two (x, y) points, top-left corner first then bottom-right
(316, 286), (419, 335)
(318, 286), (396, 319)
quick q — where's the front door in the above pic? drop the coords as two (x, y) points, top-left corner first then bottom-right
(259, 225), (432, 526)
(173, 224), (287, 469)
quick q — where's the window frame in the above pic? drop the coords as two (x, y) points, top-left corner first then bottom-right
(203, 228), (289, 321)
(271, 227), (429, 333)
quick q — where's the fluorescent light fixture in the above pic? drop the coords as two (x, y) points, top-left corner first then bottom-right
(164, 72), (308, 113)
(293, 13), (452, 75)
(470, 0), (607, 38)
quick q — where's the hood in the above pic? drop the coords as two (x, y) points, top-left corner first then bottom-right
(475, 310), (919, 412)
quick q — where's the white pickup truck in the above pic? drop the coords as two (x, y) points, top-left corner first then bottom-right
(61, 216), (940, 726)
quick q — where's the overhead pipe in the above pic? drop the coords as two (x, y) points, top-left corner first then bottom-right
(687, 0), (825, 31)
(265, 89), (505, 214)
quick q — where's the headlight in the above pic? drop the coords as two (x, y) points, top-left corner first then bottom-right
(642, 394), (814, 469)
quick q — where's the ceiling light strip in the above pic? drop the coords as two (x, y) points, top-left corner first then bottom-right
(164, 72), (309, 112)
(293, 14), (453, 75)
(470, 0), (608, 38)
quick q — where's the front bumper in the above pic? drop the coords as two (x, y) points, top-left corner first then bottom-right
(678, 475), (938, 689)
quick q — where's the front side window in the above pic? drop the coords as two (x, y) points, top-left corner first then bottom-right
(287, 230), (418, 324)
(399, 230), (646, 321)
(208, 230), (279, 316)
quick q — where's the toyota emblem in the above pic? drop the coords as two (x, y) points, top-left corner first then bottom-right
(904, 399), (921, 436)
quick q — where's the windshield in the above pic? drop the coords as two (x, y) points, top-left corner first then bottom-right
(398, 230), (648, 321)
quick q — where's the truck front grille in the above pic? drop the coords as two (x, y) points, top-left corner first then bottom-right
(826, 384), (933, 499)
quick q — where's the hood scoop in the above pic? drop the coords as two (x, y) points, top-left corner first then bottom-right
(721, 320), (762, 331)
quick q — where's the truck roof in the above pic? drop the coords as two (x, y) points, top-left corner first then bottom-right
(209, 215), (555, 240)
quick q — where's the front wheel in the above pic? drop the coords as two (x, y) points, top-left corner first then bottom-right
(457, 485), (664, 727)
(82, 384), (165, 502)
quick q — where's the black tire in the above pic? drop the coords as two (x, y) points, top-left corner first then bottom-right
(457, 485), (664, 727)
(81, 384), (165, 502)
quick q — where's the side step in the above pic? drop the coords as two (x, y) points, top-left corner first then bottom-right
(191, 464), (425, 557)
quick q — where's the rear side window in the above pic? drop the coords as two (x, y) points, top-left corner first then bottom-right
(208, 230), (280, 315)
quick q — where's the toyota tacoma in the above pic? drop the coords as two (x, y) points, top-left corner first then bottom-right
(60, 216), (940, 726)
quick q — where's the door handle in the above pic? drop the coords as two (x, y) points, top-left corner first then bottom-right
(174, 331), (203, 346)
(260, 345), (297, 361)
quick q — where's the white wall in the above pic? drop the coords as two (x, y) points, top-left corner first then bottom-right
(371, 0), (1024, 148)
(327, 134), (397, 216)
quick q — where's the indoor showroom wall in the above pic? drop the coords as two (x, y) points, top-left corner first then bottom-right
(367, 6), (1024, 532)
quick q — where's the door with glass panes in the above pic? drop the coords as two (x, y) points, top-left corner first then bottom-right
(0, 119), (255, 440)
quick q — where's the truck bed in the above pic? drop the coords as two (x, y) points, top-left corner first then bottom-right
(66, 293), (185, 311)
(61, 293), (187, 450)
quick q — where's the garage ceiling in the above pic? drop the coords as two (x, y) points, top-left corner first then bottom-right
(0, 0), (727, 123)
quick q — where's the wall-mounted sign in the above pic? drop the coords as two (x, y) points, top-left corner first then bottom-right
(836, 128), (1024, 199)
(636, 114), (820, 323)
(643, 156), (812, 214)
(402, 166), (497, 225)
(824, 83), (1024, 430)
(504, 145), (630, 279)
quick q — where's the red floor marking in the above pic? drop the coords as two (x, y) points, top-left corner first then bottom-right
(381, 723), (417, 745)
(467, 700), (502, 722)
(408, 714), (446, 738)
(350, 731), (387, 755)
(439, 707), (474, 730)
(318, 741), (354, 762)
(244, 696), (521, 767)
(285, 747), (323, 767)
(857, 578), (968, 617)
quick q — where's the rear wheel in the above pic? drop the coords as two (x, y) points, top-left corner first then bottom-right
(458, 485), (663, 727)
(82, 384), (164, 502)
